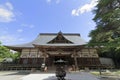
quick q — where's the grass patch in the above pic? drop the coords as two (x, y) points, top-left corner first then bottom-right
(91, 70), (120, 76)
(91, 71), (100, 76)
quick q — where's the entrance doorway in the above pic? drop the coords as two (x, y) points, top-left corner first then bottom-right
(53, 55), (74, 66)
(46, 55), (74, 66)
(54, 56), (66, 62)
(45, 55), (74, 70)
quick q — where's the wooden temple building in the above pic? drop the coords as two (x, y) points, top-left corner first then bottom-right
(5, 32), (101, 70)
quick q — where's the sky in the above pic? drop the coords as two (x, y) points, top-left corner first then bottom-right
(0, 0), (98, 45)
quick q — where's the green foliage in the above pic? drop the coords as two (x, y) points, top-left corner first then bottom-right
(10, 52), (20, 60)
(0, 43), (11, 58)
(89, 0), (120, 66)
(0, 42), (20, 62)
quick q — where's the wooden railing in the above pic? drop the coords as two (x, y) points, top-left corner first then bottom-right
(0, 63), (41, 70)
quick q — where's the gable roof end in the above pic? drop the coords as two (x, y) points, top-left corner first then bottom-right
(47, 31), (73, 44)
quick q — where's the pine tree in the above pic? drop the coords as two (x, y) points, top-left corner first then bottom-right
(89, 0), (120, 66)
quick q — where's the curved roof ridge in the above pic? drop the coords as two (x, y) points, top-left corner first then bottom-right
(5, 34), (41, 48)
(5, 32), (86, 49)
(39, 33), (80, 36)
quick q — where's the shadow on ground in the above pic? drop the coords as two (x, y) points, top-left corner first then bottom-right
(99, 77), (120, 80)
(43, 76), (72, 80)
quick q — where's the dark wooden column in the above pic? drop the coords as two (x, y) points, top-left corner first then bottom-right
(73, 50), (78, 71)
(28, 49), (31, 64)
(42, 49), (48, 64)
(18, 50), (22, 64)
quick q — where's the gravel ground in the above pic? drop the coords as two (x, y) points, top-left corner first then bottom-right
(21, 72), (99, 80)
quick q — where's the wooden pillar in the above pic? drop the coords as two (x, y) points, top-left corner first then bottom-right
(43, 49), (47, 64)
(43, 56), (46, 64)
(18, 51), (22, 64)
(28, 49), (31, 64)
(37, 49), (39, 64)
(73, 50), (78, 71)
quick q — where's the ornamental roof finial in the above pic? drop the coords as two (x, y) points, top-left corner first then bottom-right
(58, 30), (62, 34)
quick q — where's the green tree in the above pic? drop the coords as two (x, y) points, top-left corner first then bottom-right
(0, 42), (11, 58)
(89, 0), (120, 66)
(0, 42), (20, 62)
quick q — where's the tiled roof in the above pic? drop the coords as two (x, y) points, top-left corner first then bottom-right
(5, 32), (87, 48)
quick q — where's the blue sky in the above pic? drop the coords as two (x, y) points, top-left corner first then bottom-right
(0, 0), (98, 45)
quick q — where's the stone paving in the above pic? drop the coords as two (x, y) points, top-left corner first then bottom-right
(21, 72), (99, 80)
(0, 71), (29, 80)
(0, 71), (119, 80)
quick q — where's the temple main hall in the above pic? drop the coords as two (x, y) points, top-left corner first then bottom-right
(6, 32), (100, 70)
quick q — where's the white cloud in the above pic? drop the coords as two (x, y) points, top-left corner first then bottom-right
(29, 25), (35, 28)
(71, 0), (98, 16)
(0, 28), (25, 45)
(19, 38), (24, 41)
(72, 9), (79, 16)
(21, 24), (28, 27)
(0, 35), (17, 43)
(17, 29), (23, 33)
(5, 2), (13, 10)
(21, 24), (35, 28)
(46, 0), (61, 4)
(0, 2), (15, 22)
(46, 0), (52, 3)
(0, 34), (25, 45)
(56, 0), (61, 4)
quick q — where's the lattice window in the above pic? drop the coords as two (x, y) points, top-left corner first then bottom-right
(30, 49), (38, 58)
(89, 49), (98, 57)
(81, 49), (89, 54)
(91, 54), (98, 57)
(21, 49), (30, 58)
(38, 51), (43, 57)
(81, 49), (90, 57)
(89, 49), (97, 54)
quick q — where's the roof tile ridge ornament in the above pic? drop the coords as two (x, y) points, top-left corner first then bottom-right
(58, 31), (62, 34)
(47, 31), (73, 44)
